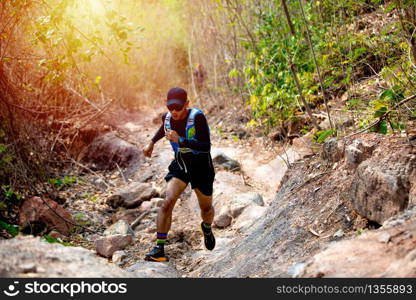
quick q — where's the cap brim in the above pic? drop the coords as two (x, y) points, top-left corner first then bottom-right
(167, 99), (185, 106)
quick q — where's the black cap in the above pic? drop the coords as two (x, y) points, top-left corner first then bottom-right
(166, 87), (187, 106)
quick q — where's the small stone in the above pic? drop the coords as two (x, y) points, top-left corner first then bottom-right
(139, 201), (153, 213)
(377, 232), (391, 243)
(333, 229), (344, 238)
(112, 250), (127, 263)
(150, 198), (164, 208)
(19, 263), (36, 273)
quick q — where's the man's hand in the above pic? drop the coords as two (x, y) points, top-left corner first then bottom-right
(143, 141), (154, 158)
(165, 129), (180, 143)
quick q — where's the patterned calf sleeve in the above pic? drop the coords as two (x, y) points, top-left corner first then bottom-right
(156, 232), (167, 248)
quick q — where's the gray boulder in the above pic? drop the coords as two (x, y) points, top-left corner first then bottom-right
(104, 220), (134, 237)
(212, 152), (241, 171)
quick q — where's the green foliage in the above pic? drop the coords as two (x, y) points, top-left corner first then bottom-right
(42, 234), (73, 246)
(221, 0), (408, 135)
(1, 185), (22, 202)
(0, 220), (19, 237)
(73, 212), (92, 226)
(314, 129), (336, 143)
(49, 175), (79, 188)
(241, 2), (319, 132)
(82, 193), (99, 203)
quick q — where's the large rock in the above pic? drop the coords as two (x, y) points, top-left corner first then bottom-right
(229, 192), (264, 218)
(104, 220), (134, 237)
(297, 206), (416, 277)
(212, 152), (241, 171)
(349, 145), (416, 224)
(321, 138), (344, 163)
(94, 235), (133, 258)
(79, 132), (142, 172)
(213, 206), (232, 228)
(0, 236), (130, 277)
(19, 197), (74, 236)
(107, 182), (158, 208)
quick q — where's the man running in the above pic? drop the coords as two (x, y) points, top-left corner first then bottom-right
(143, 87), (215, 262)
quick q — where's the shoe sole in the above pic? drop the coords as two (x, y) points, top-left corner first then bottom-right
(144, 256), (169, 262)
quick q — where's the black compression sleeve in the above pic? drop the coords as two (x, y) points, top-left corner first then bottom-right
(151, 113), (167, 144)
(151, 123), (164, 144)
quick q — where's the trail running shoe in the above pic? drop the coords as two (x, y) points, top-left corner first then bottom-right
(201, 222), (215, 251)
(144, 246), (169, 262)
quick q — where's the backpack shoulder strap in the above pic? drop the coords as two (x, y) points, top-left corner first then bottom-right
(164, 112), (172, 132)
(186, 108), (202, 128)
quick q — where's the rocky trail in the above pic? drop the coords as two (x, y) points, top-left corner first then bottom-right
(3, 103), (416, 278)
(0, 105), (318, 278)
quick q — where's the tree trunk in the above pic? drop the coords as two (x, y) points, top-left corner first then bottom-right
(280, 0), (319, 130)
(298, 0), (334, 131)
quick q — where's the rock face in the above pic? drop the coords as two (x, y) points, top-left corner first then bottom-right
(79, 132), (142, 172)
(107, 182), (158, 208)
(190, 165), (326, 278)
(297, 206), (416, 277)
(19, 197), (74, 236)
(0, 236), (130, 277)
(189, 134), (416, 278)
(126, 261), (182, 278)
(349, 142), (416, 224)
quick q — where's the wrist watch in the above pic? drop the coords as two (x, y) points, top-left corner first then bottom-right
(179, 137), (185, 144)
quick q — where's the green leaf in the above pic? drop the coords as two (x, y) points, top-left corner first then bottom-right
(379, 86), (404, 104)
(373, 106), (387, 118)
(42, 234), (73, 246)
(0, 220), (19, 237)
(390, 122), (405, 130)
(378, 121), (388, 134)
(316, 129), (336, 143)
(385, 2), (396, 13)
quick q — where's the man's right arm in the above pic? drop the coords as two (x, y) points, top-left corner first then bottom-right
(151, 123), (165, 144)
(143, 113), (166, 158)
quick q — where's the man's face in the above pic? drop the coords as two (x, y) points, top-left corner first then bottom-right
(169, 101), (188, 120)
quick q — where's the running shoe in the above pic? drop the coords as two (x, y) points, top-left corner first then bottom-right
(201, 222), (215, 250)
(144, 246), (169, 262)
